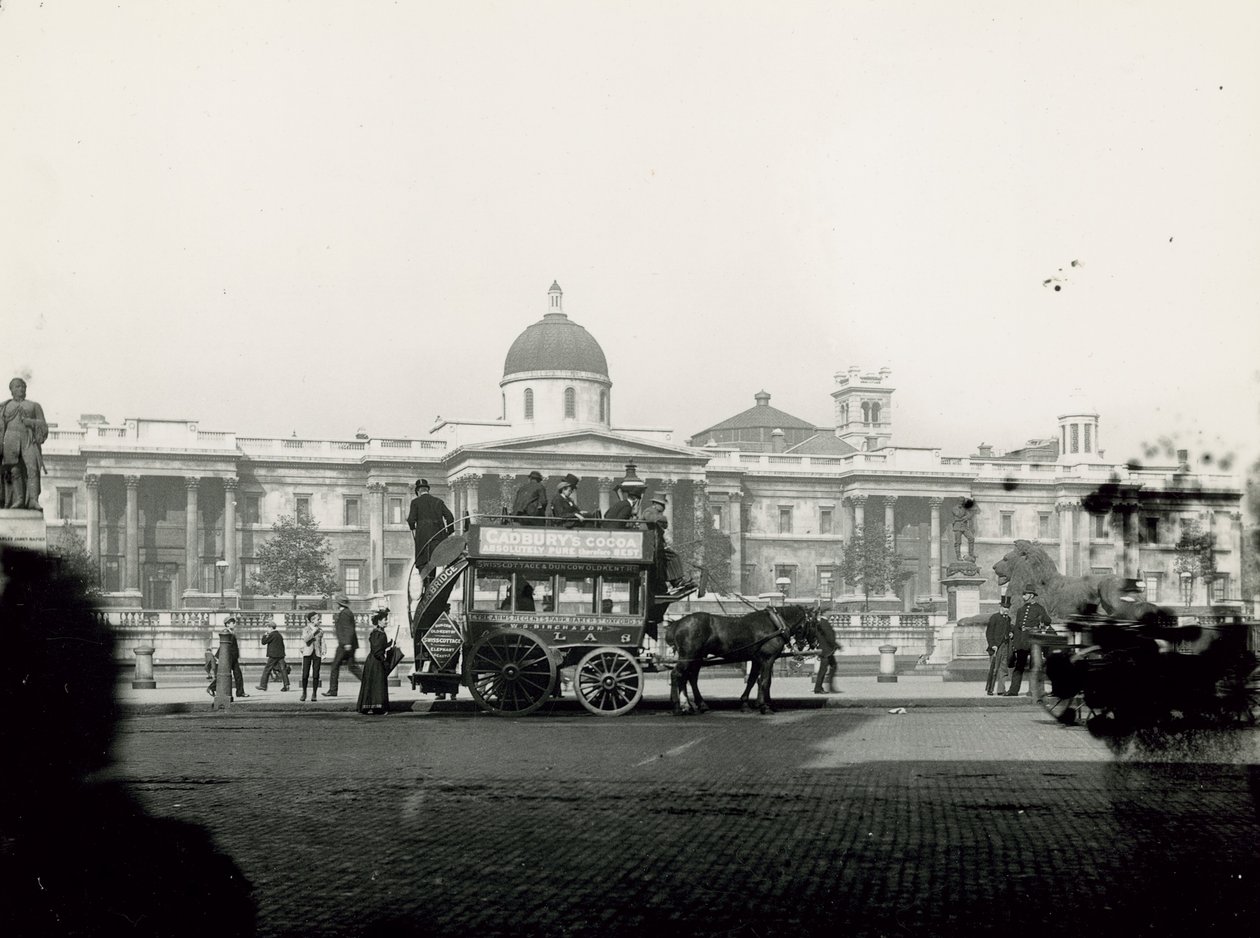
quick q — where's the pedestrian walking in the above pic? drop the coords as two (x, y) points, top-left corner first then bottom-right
(1006, 588), (1050, 696)
(511, 470), (548, 524)
(812, 616), (840, 694)
(407, 478), (455, 584)
(299, 611), (325, 702)
(324, 595), (362, 697)
(985, 606), (1011, 696)
(357, 608), (393, 715)
(256, 618), (290, 691)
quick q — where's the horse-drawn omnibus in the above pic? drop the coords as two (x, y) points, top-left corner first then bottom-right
(408, 515), (691, 716)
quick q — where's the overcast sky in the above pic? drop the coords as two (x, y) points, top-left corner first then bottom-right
(3, 1), (1257, 469)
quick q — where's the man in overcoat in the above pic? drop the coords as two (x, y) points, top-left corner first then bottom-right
(984, 606), (1011, 696)
(605, 482), (634, 527)
(324, 594), (362, 697)
(548, 473), (586, 526)
(1006, 588), (1051, 696)
(0, 377), (48, 510)
(511, 470), (548, 524)
(407, 478), (455, 578)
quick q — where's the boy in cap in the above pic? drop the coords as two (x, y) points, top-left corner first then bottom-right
(639, 490), (695, 598)
(256, 617), (290, 692)
(324, 594), (362, 697)
(511, 470), (548, 524)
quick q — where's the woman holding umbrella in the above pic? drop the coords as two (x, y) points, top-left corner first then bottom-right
(357, 608), (394, 715)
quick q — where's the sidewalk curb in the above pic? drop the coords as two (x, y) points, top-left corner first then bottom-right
(120, 695), (1036, 716)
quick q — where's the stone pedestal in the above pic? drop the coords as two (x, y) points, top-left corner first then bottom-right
(928, 569), (988, 681)
(132, 646), (157, 690)
(0, 509), (48, 552)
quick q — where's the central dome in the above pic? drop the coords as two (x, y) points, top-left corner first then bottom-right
(502, 281), (609, 378)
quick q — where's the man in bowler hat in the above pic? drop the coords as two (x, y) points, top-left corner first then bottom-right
(324, 594), (362, 697)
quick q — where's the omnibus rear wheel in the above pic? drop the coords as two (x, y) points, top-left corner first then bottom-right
(465, 630), (556, 716)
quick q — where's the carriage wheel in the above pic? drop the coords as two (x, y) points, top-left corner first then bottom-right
(573, 647), (644, 717)
(1038, 691), (1081, 726)
(465, 630), (556, 716)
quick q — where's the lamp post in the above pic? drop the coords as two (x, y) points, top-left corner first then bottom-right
(216, 558), (229, 608)
(775, 576), (791, 599)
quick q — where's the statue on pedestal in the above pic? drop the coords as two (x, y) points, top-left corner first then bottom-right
(951, 497), (976, 562)
(1, 377), (48, 511)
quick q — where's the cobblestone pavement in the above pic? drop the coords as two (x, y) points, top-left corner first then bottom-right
(110, 708), (1260, 938)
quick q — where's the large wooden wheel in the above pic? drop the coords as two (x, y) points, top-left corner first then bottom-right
(465, 630), (556, 716)
(573, 647), (644, 717)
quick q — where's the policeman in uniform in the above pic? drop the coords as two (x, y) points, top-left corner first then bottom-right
(1006, 587), (1051, 696)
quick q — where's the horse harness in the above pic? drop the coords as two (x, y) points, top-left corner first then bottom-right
(693, 606), (801, 665)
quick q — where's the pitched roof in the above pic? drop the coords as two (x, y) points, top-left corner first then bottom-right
(994, 439), (1060, 461)
(784, 433), (858, 456)
(691, 392), (818, 437)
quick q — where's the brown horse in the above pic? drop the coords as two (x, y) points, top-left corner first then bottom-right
(667, 605), (815, 715)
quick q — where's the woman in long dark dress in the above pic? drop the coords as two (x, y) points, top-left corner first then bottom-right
(357, 609), (392, 715)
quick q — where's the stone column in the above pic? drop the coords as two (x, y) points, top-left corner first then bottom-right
(598, 478), (614, 516)
(1124, 504), (1140, 579)
(84, 474), (100, 568)
(124, 475), (140, 593)
(728, 493), (743, 594)
(1078, 504), (1092, 576)
(185, 477), (200, 598)
(223, 478), (238, 595)
(1056, 500), (1071, 576)
(367, 481), (386, 596)
(692, 480), (707, 582)
(882, 495), (898, 597)
(661, 479), (676, 531)
(928, 497), (943, 598)
(464, 474), (481, 522)
(851, 493), (867, 530)
(499, 474), (517, 516)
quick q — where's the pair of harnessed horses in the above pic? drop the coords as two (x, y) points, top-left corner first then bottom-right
(666, 604), (821, 715)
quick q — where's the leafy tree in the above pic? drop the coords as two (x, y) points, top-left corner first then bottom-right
(50, 522), (103, 598)
(838, 523), (903, 611)
(1173, 519), (1217, 606)
(250, 513), (338, 609)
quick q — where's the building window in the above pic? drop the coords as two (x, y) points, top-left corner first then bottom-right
(1093, 513), (1108, 539)
(1038, 512), (1051, 540)
(242, 494), (261, 525)
(1211, 575), (1228, 603)
(870, 402), (880, 424)
(201, 561), (219, 593)
(817, 566), (835, 599)
(1143, 572), (1161, 603)
(1070, 423), (1080, 453)
(58, 488), (75, 520)
(564, 387), (576, 419)
(241, 561), (259, 595)
(1000, 511), (1013, 538)
(388, 497), (404, 525)
(599, 390), (608, 422)
(1142, 516), (1159, 544)
(1083, 424), (1092, 453)
(820, 508), (833, 536)
(295, 495), (312, 523)
(711, 505), (724, 531)
(342, 562), (363, 597)
(103, 557), (122, 592)
(524, 388), (534, 420)
(343, 496), (361, 527)
(778, 506), (793, 535)
(386, 560), (408, 590)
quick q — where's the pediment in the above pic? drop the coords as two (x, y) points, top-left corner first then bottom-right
(455, 429), (706, 461)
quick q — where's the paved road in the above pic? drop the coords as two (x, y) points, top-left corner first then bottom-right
(110, 707), (1260, 938)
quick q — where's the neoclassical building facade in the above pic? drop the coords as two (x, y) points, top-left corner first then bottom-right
(39, 283), (1245, 616)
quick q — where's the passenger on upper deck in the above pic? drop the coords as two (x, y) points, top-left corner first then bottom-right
(549, 473), (590, 527)
(511, 470), (548, 525)
(605, 482), (635, 527)
(640, 490), (695, 596)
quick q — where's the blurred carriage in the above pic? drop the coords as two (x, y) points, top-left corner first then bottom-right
(1039, 609), (1260, 736)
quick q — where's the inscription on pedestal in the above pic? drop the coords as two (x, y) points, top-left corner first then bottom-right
(0, 509), (48, 552)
